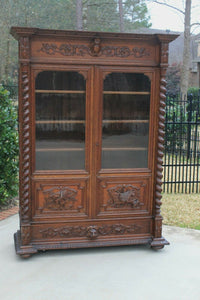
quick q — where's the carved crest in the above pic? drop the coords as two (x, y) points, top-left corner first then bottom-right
(42, 186), (78, 210)
(89, 38), (101, 56)
(107, 184), (142, 209)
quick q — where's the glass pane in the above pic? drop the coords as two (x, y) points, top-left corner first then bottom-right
(102, 73), (150, 169)
(35, 71), (86, 170)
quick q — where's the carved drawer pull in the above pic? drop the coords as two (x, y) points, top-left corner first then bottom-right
(87, 226), (98, 240)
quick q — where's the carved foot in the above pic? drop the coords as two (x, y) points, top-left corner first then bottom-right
(20, 253), (33, 259)
(151, 245), (164, 250)
(150, 237), (169, 250)
(14, 231), (38, 258)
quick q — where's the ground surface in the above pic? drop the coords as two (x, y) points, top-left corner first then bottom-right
(0, 215), (200, 300)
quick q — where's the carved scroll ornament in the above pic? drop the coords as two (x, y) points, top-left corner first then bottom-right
(38, 43), (150, 58)
(40, 223), (142, 240)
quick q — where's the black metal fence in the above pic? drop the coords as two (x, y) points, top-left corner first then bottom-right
(2, 84), (200, 193)
(163, 93), (200, 193)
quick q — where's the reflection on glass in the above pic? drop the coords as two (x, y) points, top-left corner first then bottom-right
(35, 71), (86, 170)
(102, 73), (150, 169)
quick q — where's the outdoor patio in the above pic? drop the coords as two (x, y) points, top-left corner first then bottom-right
(0, 214), (200, 300)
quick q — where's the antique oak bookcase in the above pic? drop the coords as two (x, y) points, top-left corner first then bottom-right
(11, 27), (178, 257)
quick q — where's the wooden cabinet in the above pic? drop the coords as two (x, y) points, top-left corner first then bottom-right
(11, 27), (178, 257)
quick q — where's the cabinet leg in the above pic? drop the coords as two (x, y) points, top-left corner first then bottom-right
(14, 231), (38, 258)
(150, 237), (169, 250)
(20, 253), (33, 259)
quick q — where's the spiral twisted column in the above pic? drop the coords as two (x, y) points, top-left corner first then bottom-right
(151, 40), (170, 249)
(19, 37), (31, 245)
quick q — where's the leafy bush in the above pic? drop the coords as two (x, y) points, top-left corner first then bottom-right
(0, 85), (18, 206)
(187, 87), (199, 96)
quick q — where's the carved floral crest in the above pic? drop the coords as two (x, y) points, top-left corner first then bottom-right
(107, 184), (143, 209)
(42, 186), (78, 210)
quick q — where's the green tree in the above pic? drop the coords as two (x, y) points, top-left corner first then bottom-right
(0, 0), (152, 82)
(123, 0), (152, 31)
(0, 85), (18, 205)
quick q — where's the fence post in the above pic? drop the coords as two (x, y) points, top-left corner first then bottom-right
(187, 94), (192, 160)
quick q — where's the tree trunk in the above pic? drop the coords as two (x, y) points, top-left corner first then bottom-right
(180, 0), (191, 98)
(119, 0), (124, 32)
(76, 0), (83, 31)
(5, 38), (10, 84)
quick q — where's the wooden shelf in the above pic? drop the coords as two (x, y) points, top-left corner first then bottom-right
(36, 120), (148, 124)
(103, 120), (149, 124)
(36, 148), (84, 152)
(102, 147), (147, 151)
(103, 91), (150, 95)
(35, 89), (85, 94)
(35, 90), (149, 95)
(36, 147), (147, 152)
(36, 120), (85, 124)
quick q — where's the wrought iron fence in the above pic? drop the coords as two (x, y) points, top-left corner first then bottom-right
(163, 93), (200, 193)
(2, 85), (200, 193)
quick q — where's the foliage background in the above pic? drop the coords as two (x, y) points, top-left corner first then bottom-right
(0, 0), (151, 85)
(0, 85), (18, 206)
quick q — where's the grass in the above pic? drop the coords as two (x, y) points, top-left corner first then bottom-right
(161, 193), (200, 230)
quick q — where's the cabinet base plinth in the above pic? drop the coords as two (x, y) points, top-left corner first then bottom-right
(14, 229), (169, 257)
(14, 231), (38, 258)
(150, 237), (170, 250)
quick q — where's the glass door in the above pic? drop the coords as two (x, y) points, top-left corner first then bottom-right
(101, 72), (151, 169)
(94, 69), (152, 217)
(35, 71), (86, 171)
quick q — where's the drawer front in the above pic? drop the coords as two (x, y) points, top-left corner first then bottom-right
(31, 219), (152, 243)
(32, 178), (89, 219)
(96, 175), (152, 217)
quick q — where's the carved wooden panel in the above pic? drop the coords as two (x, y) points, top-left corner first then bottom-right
(32, 179), (89, 217)
(32, 220), (151, 241)
(38, 43), (151, 58)
(31, 39), (158, 65)
(96, 177), (151, 216)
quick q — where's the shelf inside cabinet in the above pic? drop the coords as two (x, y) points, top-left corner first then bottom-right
(103, 91), (150, 95)
(36, 148), (84, 152)
(36, 120), (148, 124)
(102, 147), (147, 151)
(35, 89), (85, 94)
(36, 147), (147, 152)
(36, 120), (85, 124)
(103, 120), (149, 124)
